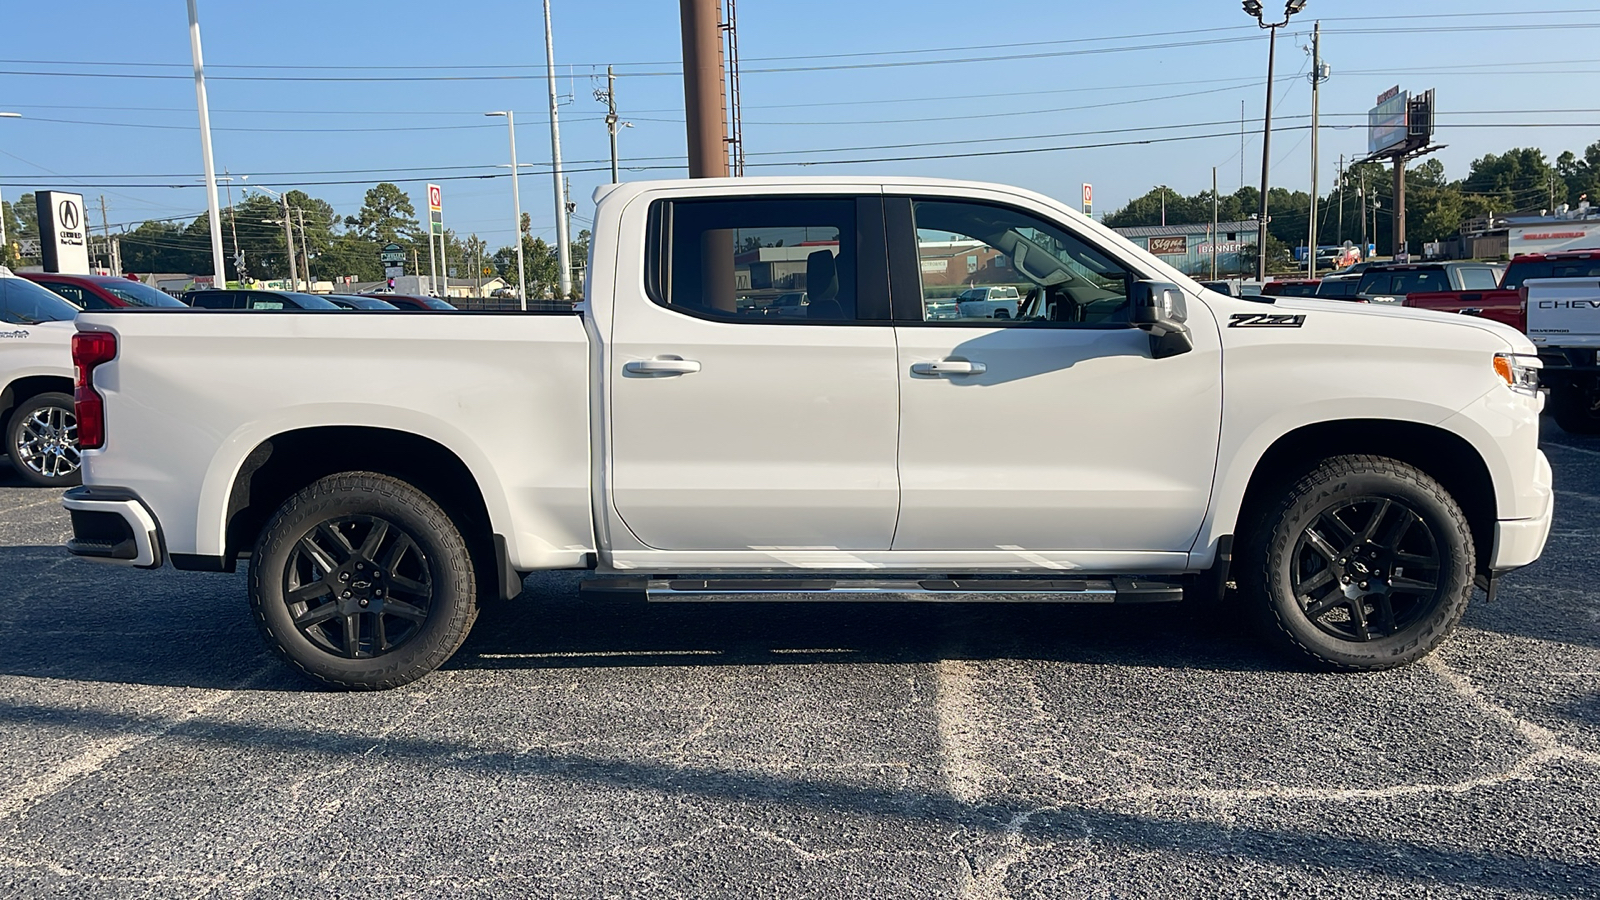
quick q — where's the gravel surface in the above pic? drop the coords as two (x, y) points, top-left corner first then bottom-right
(0, 422), (1596, 898)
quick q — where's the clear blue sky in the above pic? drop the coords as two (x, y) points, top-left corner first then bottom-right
(2, 0), (1598, 257)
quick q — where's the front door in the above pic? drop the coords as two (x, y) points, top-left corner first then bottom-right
(887, 195), (1222, 554)
(608, 194), (902, 551)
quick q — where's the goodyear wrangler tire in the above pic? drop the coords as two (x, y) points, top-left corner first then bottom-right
(1239, 455), (1474, 671)
(249, 472), (478, 690)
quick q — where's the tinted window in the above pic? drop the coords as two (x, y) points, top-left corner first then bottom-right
(910, 198), (1133, 326)
(1357, 268), (1448, 296)
(34, 281), (104, 309)
(102, 281), (187, 308)
(1459, 268), (1500, 290)
(1316, 278), (1361, 298)
(650, 197), (858, 321)
(0, 277), (81, 324)
(1503, 258), (1600, 289)
(186, 291), (237, 309)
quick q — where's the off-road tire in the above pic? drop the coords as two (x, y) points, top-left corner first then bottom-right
(249, 472), (478, 690)
(1238, 455), (1474, 671)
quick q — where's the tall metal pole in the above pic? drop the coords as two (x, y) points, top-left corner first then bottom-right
(1336, 153), (1345, 246)
(280, 193), (297, 288)
(544, 0), (573, 300)
(680, 0), (730, 178)
(295, 207), (311, 288)
(1256, 23), (1278, 282)
(1307, 21), (1321, 276)
(605, 66), (620, 184)
(426, 199), (438, 296)
(1359, 171), (1368, 256)
(1212, 167), (1220, 281)
(186, 0), (227, 288)
(1393, 154), (1406, 261)
(223, 171), (242, 281)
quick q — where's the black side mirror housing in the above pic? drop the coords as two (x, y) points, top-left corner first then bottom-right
(1129, 281), (1194, 359)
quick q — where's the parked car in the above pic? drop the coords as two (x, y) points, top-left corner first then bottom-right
(1261, 280), (1320, 298)
(1405, 250), (1600, 332)
(765, 291), (810, 318)
(382, 294), (458, 311)
(183, 289), (340, 310)
(1524, 276), (1600, 434)
(19, 272), (188, 310)
(956, 285), (1021, 318)
(66, 175), (1551, 690)
(1199, 280), (1266, 298)
(1355, 262), (1505, 305)
(1314, 274), (1363, 299)
(325, 294), (400, 310)
(0, 270), (81, 487)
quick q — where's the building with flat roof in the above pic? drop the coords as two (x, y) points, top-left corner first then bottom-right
(1112, 220), (1258, 277)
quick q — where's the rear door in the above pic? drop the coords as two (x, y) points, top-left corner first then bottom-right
(607, 193), (902, 551)
(886, 193), (1222, 554)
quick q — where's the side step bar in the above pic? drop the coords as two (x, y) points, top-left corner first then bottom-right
(581, 576), (1183, 604)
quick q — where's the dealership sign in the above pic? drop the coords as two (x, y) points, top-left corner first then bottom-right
(35, 191), (90, 274)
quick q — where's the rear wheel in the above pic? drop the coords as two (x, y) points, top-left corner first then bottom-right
(249, 472), (478, 690)
(1239, 455), (1474, 671)
(1549, 383), (1600, 435)
(6, 392), (81, 488)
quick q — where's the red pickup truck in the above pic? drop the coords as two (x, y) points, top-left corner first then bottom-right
(1404, 250), (1600, 330)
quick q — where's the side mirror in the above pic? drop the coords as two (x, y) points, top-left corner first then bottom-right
(1129, 280), (1194, 359)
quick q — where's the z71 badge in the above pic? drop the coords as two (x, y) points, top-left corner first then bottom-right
(1229, 313), (1306, 328)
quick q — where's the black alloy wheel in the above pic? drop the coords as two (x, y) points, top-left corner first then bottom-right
(1290, 497), (1443, 643)
(283, 515), (434, 660)
(250, 472), (479, 690)
(1241, 455), (1474, 671)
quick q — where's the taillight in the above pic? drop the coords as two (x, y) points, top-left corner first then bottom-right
(72, 331), (117, 450)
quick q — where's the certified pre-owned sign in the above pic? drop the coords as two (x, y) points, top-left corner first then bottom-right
(36, 191), (91, 274)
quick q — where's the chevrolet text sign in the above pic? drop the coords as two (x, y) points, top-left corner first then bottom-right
(36, 191), (90, 274)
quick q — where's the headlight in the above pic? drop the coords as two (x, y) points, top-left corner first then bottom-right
(1494, 353), (1541, 396)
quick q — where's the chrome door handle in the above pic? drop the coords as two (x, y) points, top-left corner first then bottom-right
(911, 359), (986, 377)
(624, 358), (702, 375)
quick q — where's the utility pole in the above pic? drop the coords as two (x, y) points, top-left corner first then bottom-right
(1307, 20), (1324, 277)
(1393, 157), (1406, 261)
(1160, 187), (1166, 227)
(474, 238), (482, 299)
(280, 194), (297, 288)
(543, 0), (573, 300)
(295, 207), (311, 288)
(1336, 154), (1345, 246)
(1211, 167), (1220, 281)
(1240, 100), (1246, 193)
(1243, 0), (1308, 282)
(1359, 170), (1368, 257)
(97, 196), (112, 273)
(595, 66), (631, 184)
(222, 171), (243, 281)
(185, 0), (226, 288)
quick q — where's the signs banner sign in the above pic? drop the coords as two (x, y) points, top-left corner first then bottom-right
(378, 242), (406, 264)
(36, 191), (90, 274)
(384, 265), (405, 279)
(1148, 236), (1187, 256)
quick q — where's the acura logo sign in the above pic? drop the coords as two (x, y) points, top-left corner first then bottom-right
(58, 199), (79, 230)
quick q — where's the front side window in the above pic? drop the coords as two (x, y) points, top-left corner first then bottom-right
(909, 199), (1134, 326)
(36, 281), (105, 309)
(103, 281), (187, 308)
(650, 197), (858, 322)
(1357, 269), (1447, 296)
(0, 278), (81, 324)
(1459, 268), (1500, 291)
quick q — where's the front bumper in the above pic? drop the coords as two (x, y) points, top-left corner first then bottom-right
(1489, 450), (1554, 571)
(63, 485), (163, 569)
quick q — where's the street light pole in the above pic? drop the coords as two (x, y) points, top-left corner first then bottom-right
(185, 0), (228, 289)
(543, 0), (573, 300)
(1243, 0), (1308, 282)
(486, 111), (528, 311)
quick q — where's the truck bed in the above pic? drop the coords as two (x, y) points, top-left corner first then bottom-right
(1404, 289), (1523, 331)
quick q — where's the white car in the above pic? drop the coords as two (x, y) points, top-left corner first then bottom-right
(955, 285), (1020, 318)
(64, 177), (1552, 689)
(0, 268), (80, 487)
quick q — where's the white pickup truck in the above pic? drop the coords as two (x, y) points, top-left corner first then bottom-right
(65, 177), (1553, 690)
(0, 268), (82, 487)
(1524, 276), (1600, 433)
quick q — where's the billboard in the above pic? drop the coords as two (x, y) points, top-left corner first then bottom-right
(1368, 86), (1409, 156)
(1511, 221), (1600, 256)
(35, 191), (90, 274)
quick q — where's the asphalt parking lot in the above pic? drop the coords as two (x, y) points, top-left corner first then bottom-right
(1, 424), (1597, 899)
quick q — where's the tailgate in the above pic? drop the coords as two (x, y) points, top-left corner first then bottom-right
(1526, 278), (1600, 348)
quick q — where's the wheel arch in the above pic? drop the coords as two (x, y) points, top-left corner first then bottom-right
(0, 374), (75, 439)
(1230, 419), (1497, 576)
(219, 426), (517, 600)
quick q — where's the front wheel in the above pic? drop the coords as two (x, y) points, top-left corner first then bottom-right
(1239, 455), (1474, 671)
(249, 472), (479, 690)
(6, 392), (82, 488)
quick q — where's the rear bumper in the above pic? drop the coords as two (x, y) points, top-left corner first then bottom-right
(62, 486), (163, 569)
(1489, 450), (1553, 572)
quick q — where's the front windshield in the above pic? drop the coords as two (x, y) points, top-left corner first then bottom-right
(0, 277), (81, 324)
(102, 280), (187, 308)
(1357, 269), (1449, 296)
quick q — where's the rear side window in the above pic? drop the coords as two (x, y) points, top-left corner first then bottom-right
(1459, 268), (1500, 290)
(187, 291), (237, 309)
(36, 281), (109, 310)
(1357, 268), (1448, 296)
(1316, 279), (1360, 298)
(103, 281), (187, 308)
(648, 197), (861, 322)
